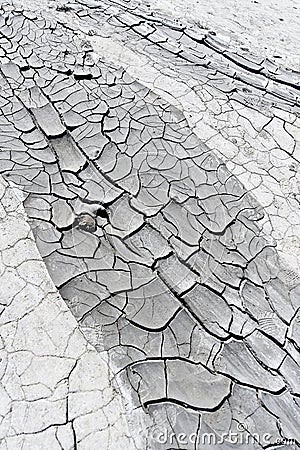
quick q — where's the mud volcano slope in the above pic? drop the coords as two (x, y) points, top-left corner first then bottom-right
(0, 1), (300, 448)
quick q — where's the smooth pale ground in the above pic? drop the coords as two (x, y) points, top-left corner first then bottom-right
(141, 0), (300, 71)
(15, 0), (300, 71)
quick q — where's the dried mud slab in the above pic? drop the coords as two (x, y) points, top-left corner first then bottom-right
(0, 1), (299, 449)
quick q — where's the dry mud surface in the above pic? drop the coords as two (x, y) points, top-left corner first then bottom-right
(0, 0), (299, 449)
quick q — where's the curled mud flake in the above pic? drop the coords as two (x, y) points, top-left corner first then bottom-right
(75, 213), (97, 233)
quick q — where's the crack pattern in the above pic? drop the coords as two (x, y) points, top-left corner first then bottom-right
(0, 1), (299, 448)
(0, 178), (135, 450)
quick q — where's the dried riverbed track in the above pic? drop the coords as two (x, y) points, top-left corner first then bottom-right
(0, 1), (299, 448)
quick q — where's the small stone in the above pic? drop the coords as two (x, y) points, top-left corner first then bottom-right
(76, 214), (96, 233)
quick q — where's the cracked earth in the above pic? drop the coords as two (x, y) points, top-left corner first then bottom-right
(0, 0), (299, 448)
